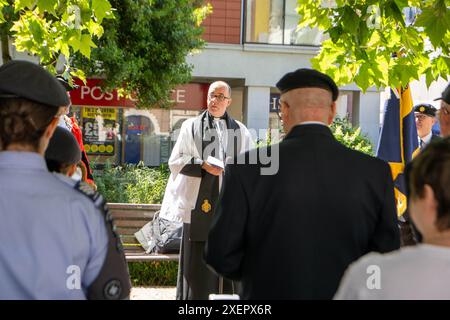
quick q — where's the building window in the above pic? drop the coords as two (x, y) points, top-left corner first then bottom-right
(245, 0), (327, 46)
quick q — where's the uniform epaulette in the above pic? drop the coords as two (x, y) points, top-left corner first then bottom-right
(74, 181), (107, 212)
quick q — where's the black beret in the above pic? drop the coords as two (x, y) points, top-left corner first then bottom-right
(0, 60), (69, 107)
(45, 127), (81, 165)
(276, 68), (339, 101)
(434, 83), (450, 104)
(414, 103), (437, 117)
(56, 75), (79, 92)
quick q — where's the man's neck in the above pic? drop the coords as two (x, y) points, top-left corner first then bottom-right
(299, 121), (327, 126)
(419, 131), (433, 143)
(423, 231), (450, 248)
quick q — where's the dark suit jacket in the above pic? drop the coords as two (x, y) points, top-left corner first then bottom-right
(205, 124), (400, 300)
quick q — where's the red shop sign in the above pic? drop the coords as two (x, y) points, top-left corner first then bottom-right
(70, 79), (208, 110)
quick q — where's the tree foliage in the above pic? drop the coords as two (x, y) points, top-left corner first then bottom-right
(73, 0), (211, 108)
(0, 0), (113, 82)
(296, 0), (450, 90)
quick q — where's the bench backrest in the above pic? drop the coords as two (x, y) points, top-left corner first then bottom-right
(108, 203), (161, 255)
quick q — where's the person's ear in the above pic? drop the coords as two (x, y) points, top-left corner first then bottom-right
(423, 184), (438, 224)
(328, 101), (337, 125)
(45, 116), (60, 139)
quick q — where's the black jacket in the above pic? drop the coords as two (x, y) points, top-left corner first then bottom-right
(205, 124), (400, 299)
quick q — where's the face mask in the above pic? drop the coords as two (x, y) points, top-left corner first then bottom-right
(70, 166), (82, 181)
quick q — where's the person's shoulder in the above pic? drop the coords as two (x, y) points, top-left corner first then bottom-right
(179, 117), (196, 130)
(72, 180), (106, 210)
(341, 146), (389, 171)
(234, 119), (249, 129)
(431, 134), (442, 142)
(52, 174), (105, 212)
(348, 247), (418, 275)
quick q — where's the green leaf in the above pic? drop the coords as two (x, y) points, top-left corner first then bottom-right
(70, 68), (86, 83)
(415, 6), (450, 48)
(92, 0), (112, 23)
(354, 64), (371, 91)
(87, 20), (104, 38)
(425, 68), (435, 88)
(79, 33), (93, 58)
(341, 6), (359, 35)
(68, 32), (82, 52)
(383, 0), (405, 27)
(14, 0), (35, 12)
(37, 0), (56, 15)
(28, 19), (45, 44)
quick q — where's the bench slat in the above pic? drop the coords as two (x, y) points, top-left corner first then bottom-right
(107, 203), (161, 210)
(120, 237), (140, 245)
(125, 253), (179, 262)
(115, 220), (149, 228)
(116, 227), (141, 235)
(111, 211), (155, 219)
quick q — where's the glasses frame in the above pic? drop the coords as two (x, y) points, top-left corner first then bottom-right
(208, 93), (230, 102)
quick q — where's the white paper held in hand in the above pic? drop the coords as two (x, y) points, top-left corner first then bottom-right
(206, 156), (224, 169)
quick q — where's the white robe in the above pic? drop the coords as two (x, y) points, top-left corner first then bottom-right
(159, 117), (254, 223)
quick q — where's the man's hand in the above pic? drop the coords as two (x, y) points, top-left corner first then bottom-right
(202, 161), (224, 176)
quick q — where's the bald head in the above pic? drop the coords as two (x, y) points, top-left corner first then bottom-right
(280, 87), (336, 133)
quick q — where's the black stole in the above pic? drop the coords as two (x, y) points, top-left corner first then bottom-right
(189, 110), (241, 241)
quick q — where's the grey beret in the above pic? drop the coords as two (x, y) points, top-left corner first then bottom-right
(0, 60), (69, 107)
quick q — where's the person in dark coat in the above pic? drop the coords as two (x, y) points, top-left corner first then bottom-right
(205, 68), (400, 300)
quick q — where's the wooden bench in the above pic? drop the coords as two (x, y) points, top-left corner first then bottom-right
(108, 203), (179, 262)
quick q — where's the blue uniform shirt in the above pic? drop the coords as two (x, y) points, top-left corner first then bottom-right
(0, 151), (108, 299)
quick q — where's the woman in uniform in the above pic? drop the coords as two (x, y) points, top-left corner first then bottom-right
(0, 60), (130, 299)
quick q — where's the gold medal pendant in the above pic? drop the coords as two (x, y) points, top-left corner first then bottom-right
(201, 199), (212, 213)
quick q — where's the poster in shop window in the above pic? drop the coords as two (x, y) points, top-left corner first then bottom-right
(82, 107), (117, 156)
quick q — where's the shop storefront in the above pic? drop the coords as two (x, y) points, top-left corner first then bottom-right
(69, 79), (209, 166)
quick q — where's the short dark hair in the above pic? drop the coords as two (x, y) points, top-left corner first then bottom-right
(0, 98), (59, 151)
(45, 159), (74, 175)
(409, 137), (450, 230)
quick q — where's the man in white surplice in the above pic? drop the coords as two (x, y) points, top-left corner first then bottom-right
(159, 81), (254, 300)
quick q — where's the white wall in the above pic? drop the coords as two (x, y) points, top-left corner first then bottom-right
(244, 86), (271, 139)
(188, 43), (383, 145)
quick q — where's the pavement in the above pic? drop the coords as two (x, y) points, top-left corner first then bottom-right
(130, 287), (176, 300)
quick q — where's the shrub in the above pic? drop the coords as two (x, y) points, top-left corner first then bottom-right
(330, 117), (374, 156)
(93, 162), (170, 204)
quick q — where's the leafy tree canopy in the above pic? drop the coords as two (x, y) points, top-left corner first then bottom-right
(0, 0), (210, 107)
(297, 0), (450, 90)
(0, 0), (114, 83)
(74, 0), (211, 108)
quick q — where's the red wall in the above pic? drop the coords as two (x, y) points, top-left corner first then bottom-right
(202, 0), (242, 44)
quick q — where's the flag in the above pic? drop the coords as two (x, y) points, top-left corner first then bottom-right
(376, 85), (419, 216)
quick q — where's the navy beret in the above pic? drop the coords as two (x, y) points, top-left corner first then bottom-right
(434, 83), (450, 105)
(276, 68), (339, 101)
(414, 103), (437, 117)
(0, 60), (69, 107)
(45, 127), (81, 165)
